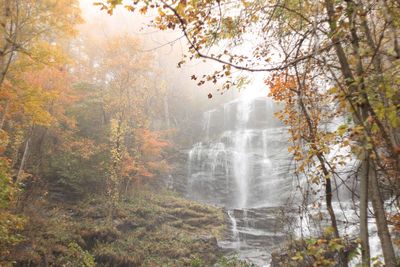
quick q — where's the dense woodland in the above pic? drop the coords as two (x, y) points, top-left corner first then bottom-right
(0, 1), (224, 266)
(1, 0), (400, 266)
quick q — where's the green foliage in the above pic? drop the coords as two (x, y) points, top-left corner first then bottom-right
(54, 242), (95, 267)
(189, 256), (205, 267)
(271, 228), (358, 267)
(0, 211), (25, 263)
(216, 255), (255, 267)
(43, 149), (108, 196)
(0, 159), (12, 209)
(0, 159), (25, 264)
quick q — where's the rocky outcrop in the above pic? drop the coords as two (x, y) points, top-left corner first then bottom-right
(220, 207), (290, 266)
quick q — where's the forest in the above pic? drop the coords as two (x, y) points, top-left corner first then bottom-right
(0, 0), (399, 266)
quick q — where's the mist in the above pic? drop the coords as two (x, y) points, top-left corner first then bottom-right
(1, 1), (399, 266)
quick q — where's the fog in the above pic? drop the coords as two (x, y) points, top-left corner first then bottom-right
(76, 3), (288, 265)
(78, 0), (269, 107)
(3, 1), (397, 266)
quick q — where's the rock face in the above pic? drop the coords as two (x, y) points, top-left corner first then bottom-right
(219, 207), (289, 266)
(184, 95), (294, 266)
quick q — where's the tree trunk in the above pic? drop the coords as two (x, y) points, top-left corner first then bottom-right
(381, 0), (400, 59)
(0, 0), (12, 88)
(16, 137), (30, 183)
(295, 74), (347, 266)
(0, 99), (9, 130)
(369, 163), (397, 267)
(360, 157), (370, 267)
(345, 5), (370, 264)
(324, 1), (397, 265)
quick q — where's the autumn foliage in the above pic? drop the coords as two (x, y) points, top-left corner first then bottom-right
(97, 0), (400, 265)
(0, 1), (175, 263)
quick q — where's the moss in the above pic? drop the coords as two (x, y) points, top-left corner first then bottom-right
(54, 242), (95, 267)
(9, 189), (227, 266)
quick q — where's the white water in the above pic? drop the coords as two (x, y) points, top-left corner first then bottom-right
(227, 210), (240, 248)
(232, 130), (251, 208)
(186, 88), (292, 265)
(185, 86), (394, 266)
(187, 91), (290, 208)
(203, 109), (216, 140)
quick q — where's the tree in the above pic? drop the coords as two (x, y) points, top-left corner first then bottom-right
(73, 33), (171, 199)
(96, 0), (400, 265)
(0, 0), (81, 182)
(0, 0), (81, 87)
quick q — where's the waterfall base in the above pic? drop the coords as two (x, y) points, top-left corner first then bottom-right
(219, 207), (289, 266)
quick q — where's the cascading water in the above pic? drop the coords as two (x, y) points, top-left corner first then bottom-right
(227, 210), (240, 248)
(186, 89), (395, 266)
(186, 91), (292, 265)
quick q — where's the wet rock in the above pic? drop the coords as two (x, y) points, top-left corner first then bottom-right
(220, 207), (291, 266)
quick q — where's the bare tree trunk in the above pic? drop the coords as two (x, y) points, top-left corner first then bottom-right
(0, 0), (13, 88)
(369, 163), (397, 267)
(124, 178), (129, 197)
(324, 1), (396, 265)
(0, 0), (10, 60)
(0, 99), (9, 130)
(16, 137), (29, 183)
(345, 5), (370, 264)
(381, 0), (400, 59)
(357, 6), (397, 265)
(295, 72), (348, 266)
(360, 157), (370, 267)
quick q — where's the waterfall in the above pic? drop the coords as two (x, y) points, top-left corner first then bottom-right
(186, 89), (394, 266)
(187, 92), (291, 265)
(227, 210), (240, 248)
(187, 95), (290, 208)
(232, 130), (251, 208)
(203, 109), (216, 140)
